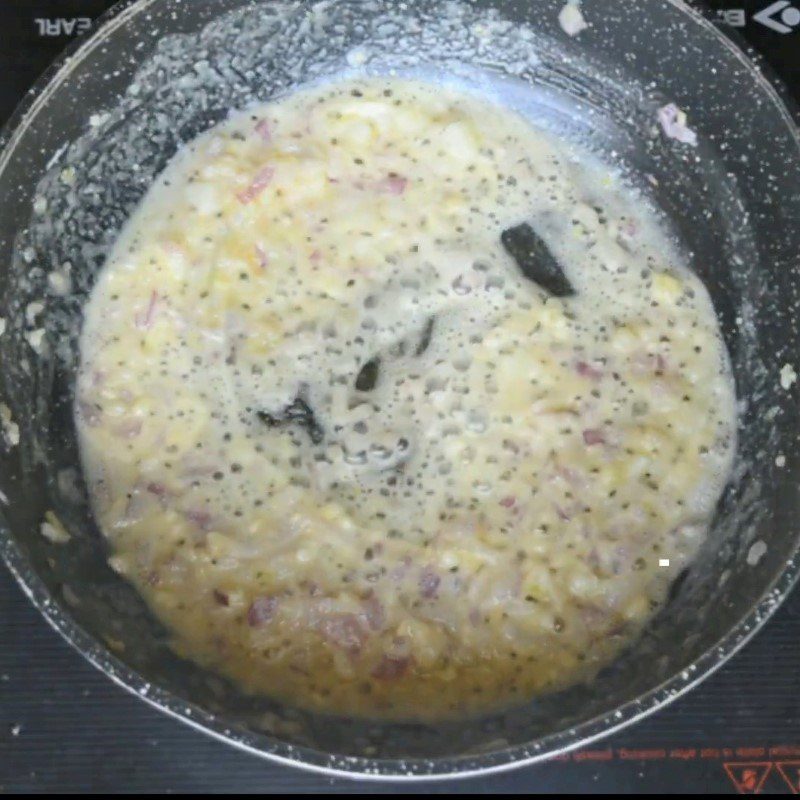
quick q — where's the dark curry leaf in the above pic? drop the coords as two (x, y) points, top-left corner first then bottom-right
(258, 396), (324, 444)
(501, 222), (575, 298)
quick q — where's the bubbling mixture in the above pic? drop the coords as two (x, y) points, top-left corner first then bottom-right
(76, 78), (736, 720)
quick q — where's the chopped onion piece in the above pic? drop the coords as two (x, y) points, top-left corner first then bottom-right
(657, 103), (698, 147)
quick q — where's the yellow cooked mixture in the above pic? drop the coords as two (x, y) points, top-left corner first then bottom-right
(76, 78), (736, 720)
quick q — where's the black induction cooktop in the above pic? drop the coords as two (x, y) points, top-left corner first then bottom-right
(1, 1), (799, 794)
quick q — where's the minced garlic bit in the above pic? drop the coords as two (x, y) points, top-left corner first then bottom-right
(60, 166), (76, 186)
(558, 1), (588, 37)
(40, 510), (71, 544)
(48, 270), (72, 296)
(0, 404), (19, 448)
(25, 328), (46, 354)
(25, 301), (44, 326)
(76, 78), (736, 721)
(746, 540), (767, 567)
(780, 363), (797, 391)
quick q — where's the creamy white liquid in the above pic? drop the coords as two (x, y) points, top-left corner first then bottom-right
(76, 78), (736, 720)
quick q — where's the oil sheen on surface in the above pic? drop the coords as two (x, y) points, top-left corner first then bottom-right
(76, 78), (736, 721)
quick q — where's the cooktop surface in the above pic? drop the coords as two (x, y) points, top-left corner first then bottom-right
(1, 0), (799, 793)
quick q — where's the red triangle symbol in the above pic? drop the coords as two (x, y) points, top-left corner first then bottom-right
(776, 761), (800, 794)
(723, 762), (772, 794)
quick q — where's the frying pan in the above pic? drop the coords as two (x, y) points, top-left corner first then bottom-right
(1, 0), (799, 780)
